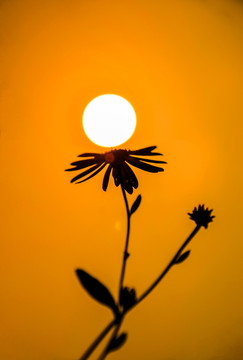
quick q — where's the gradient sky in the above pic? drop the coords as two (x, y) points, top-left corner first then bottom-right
(0, 0), (242, 359)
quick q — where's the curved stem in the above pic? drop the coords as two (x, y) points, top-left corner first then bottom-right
(79, 319), (116, 360)
(135, 225), (201, 306)
(97, 319), (123, 360)
(118, 186), (131, 301)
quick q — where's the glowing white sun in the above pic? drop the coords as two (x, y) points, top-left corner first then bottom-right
(82, 94), (136, 147)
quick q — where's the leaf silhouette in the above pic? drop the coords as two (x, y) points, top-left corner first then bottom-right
(76, 269), (118, 315)
(175, 250), (191, 264)
(130, 195), (142, 215)
(107, 333), (127, 352)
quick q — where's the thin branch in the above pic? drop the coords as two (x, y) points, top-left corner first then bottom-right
(135, 225), (201, 306)
(78, 225), (202, 359)
(97, 320), (123, 360)
(118, 186), (131, 301)
(79, 319), (116, 360)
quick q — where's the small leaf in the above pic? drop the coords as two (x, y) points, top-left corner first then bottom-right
(124, 252), (130, 260)
(130, 195), (142, 215)
(107, 333), (127, 352)
(76, 269), (118, 315)
(175, 250), (191, 264)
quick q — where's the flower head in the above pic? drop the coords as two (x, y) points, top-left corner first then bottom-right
(65, 146), (166, 194)
(119, 287), (137, 311)
(188, 204), (215, 229)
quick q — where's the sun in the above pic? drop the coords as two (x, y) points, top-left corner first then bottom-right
(82, 94), (137, 147)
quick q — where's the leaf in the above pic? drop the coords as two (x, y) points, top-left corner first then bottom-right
(75, 269), (118, 315)
(175, 250), (191, 264)
(107, 333), (127, 352)
(130, 195), (142, 215)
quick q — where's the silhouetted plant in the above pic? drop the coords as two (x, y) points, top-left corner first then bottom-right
(65, 146), (166, 193)
(65, 146), (215, 360)
(188, 204), (215, 228)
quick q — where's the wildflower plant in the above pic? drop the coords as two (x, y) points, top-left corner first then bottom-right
(65, 146), (215, 360)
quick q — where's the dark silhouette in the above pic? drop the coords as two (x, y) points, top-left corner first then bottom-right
(65, 146), (166, 193)
(65, 146), (215, 360)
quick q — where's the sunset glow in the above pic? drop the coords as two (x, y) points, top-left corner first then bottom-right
(0, 1), (242, 360)
(82, 94), (136, 147)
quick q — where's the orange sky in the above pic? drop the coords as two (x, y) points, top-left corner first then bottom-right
(0, 0), (242, 359)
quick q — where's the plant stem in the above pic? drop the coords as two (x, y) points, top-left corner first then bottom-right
(135, 225), (201, 306)
(118, 186), (131, 301)
(79, 319), (116, 360)
(78, 213), (201, 359)
(97, 319), (123, 360)
(97, 187), (130, 359)
(78, 187), (131, 360)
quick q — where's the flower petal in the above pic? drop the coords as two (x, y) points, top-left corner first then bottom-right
(70, 162), (104, 183)
(76, 163), (107, 184)
(126, 158), (164, 173)
(120, 166), (133, 194)
(112, 167), (120, 187)
(123, 162), (138, 189)
(78, 152), (102, 158)
(128, 146), (163, 156)
(65, 158), (99, 171)
(128, 156), (166, 164)
(102, 164), (112, 191)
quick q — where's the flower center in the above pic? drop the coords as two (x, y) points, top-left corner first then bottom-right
(104, 152), (115, 163)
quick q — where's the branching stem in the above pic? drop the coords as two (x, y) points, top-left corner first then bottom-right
(79, 319), (116, 360)
(78, 194), (202, 360)
(135, 225), (201, 307)
(97, 320), (123, 360)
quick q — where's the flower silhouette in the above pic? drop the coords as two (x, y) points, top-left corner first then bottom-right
(65, 146), (166, 194)
(188, 204), (215, 228)
(120, 287), (137, 312)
